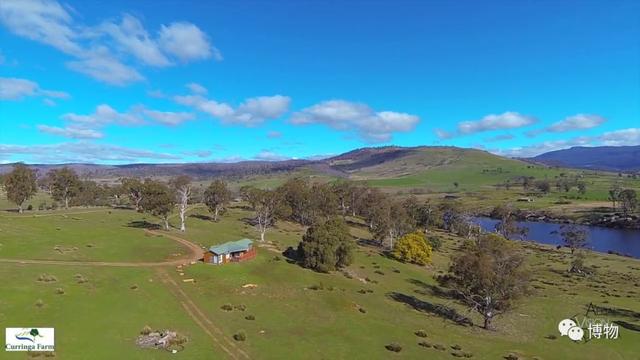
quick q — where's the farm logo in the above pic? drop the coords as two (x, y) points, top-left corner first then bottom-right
(5, 328), (55, 351)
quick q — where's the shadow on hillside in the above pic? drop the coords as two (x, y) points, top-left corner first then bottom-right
(408, 278), (460, 300)
(586, 304), (640, 320)
(126, 220), (161, 230)
(387, 292), (473, 327)
(190, 214), (214, 221)
(614, 320), (640, 332)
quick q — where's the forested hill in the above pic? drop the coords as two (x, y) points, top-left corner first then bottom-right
(0, 146), (523, 180)
(528, 145), (640, 172)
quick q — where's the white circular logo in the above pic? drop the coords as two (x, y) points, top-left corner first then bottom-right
(567, 326), (584, 341)
(558, 319), (577, 336)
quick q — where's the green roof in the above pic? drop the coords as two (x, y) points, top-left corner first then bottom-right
(209, 239), (253, 255)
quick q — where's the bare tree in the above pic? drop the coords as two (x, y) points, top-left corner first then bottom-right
(246, 188), (285, 242)
(170, 176), (192, 232)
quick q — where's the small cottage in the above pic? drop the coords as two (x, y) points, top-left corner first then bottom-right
(203, 239), (256, 265)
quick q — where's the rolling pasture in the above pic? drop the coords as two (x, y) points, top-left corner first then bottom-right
(0, 202), (638, 359)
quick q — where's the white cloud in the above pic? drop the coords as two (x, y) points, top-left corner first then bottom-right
(0, 0), (218, 85)
(548, 114), (606, 132)
(0, 141), (180, 163)
(159, 22), (220, 62)
(186, 82), (207, 94)
(0, 77), (38, 99)
(63, 104), (145, 126)
(0, 0), (80, 54)
(99, 14), (171, 67)
(495, 127), (640, 157)
(458, 112), (536, 135)
(290, 100), (419, 142)
(175, 92), (290, 126)
(66, 50), (144, 86)
(599, 128), (640, 146)
(434, 129), (453, 140)
(0, 77), (70, 100)
(253, 150), (291, 161)
(526, 114), (606, 137)
(37, 125), (103, 139)
(142, 109), (195, 126)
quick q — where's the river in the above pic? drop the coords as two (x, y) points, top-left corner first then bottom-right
(472, 217), (640, 259)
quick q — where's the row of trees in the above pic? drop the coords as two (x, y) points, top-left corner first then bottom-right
(608, 184), (637, 215)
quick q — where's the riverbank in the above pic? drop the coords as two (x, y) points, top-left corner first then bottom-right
(477, 208), (640, 230)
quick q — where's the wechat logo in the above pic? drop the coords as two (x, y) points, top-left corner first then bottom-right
(558, 319), (584, 341)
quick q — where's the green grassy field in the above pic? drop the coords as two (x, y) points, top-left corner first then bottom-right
(1, 204), (637, 359)
(0, 209), (189, 262)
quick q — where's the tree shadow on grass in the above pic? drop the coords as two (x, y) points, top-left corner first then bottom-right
(126, 220), (161, 230)
(189, 214), (214, 221)
(613, 320), (640, 332)
(387, 292), (473, 327)
(408, 278), (460, 300)
(587, 304), (640, 320)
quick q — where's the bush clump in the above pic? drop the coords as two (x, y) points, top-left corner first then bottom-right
(37, 273), (58, 283)
(234, 304), (246, 311)
(414, 329), (428, 338)
(55, 288), (65, 295)
(245, 315), (255, 320)
(385, 343), (402, 352)
(233, 331), (246, 342)
(220, 304), (233, 311)
(427, 235), (443, 251)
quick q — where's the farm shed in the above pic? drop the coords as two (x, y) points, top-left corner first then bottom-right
(203, 239), (256, 265)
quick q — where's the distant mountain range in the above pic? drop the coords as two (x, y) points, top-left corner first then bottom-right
(1, 145), (637, 180)
(527, 145), (640, 172)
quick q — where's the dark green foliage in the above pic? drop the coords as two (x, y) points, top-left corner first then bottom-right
(414, 330), (428, 338)
(439, 233), (529, 330)
(50, 167), (81, 209)
(140, 179), (174, 230)
(298, 218), (354, 272)
(203, 180), (232, 221)
(233, 331), (246, 341)
(384, 343), (402, 352)
(3, 163), (37, 213)
(427, 235), (443, 251)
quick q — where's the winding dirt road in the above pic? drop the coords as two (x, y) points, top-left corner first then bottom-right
(0, 226), (248, 359)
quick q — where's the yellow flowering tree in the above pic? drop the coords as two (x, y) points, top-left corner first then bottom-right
(392, 231), (432, 265)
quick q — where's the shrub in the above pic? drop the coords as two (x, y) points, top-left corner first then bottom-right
(37, 274), (58, 282)
(433, 344), (446, 351)
(27, 204), (33, 211)
(358, 307), (367, 314)
(374, 270), (385, 275)
(392, 231), (433, 265)
(427, 235), (443, 251)
(234, 304), (247, 311)
(385, 343), (402, 352)
(414, 330), (428, 338)
(504, 354), (519, 360)
(451, 344), (462, 350)
(418, 340), (432, 348)
(35, 299), (44, 308)
(220, 304), (233, 311)
(308, 283), (324, 291)
(298, 218), (354, 272)
(245, 315), (255, 320)
(55, 288), (64, 295)
(130, 284), (138, 290)
(233, 331), (246, 342)
(545, 334), (557, 340)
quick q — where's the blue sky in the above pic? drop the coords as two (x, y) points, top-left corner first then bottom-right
(1, 0), (639, 164)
